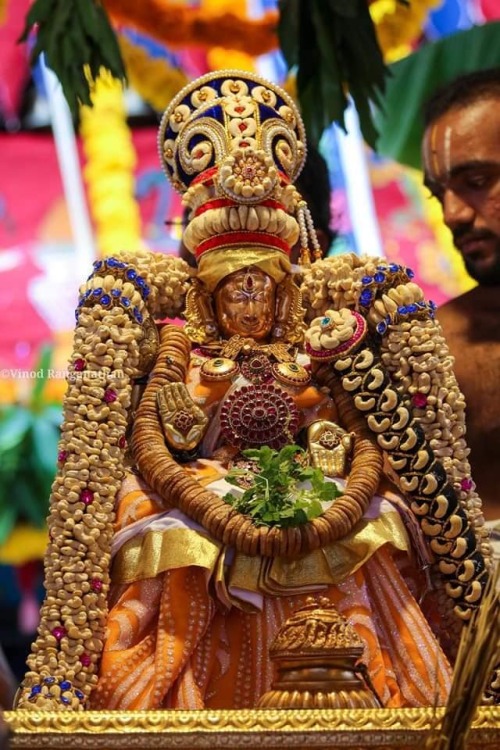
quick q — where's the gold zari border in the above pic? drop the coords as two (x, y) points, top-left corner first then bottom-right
(5, 707), (500, 749)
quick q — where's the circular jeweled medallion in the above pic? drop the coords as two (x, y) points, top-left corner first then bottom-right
(272, 361), (311, 387)
(200, 357), (239, 382)
(240, 353), (273, 384)
(220, 383), (299, 450)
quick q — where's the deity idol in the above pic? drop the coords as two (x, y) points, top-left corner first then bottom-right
(15, 71), (497, 712)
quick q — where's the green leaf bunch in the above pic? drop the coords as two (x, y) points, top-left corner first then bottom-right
(223, 444), (341, 528)
(19, 0), (126, 117)
(278, 0), (389, 148)
(0, 347), (62, 544)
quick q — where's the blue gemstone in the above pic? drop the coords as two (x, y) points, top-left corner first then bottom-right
(75, 311), (79, 322)
(376, 321), (387, 335)
(360, 290), (373, 305)
(376, 265), (386, 271)
(321, 317), (331, 326)
(133, 308), (143, 324)
(126, 269), (137, 281)
(374, 272), (385, 283)
(93, 260), (103, 270)
(398, 305), (408, 315)
(389, 263), (399, 273)
(406, 267), (415, 279)
(31, 685), (42, 694)
(142, 286), (150, 298)
(407, 303), (418, 313)
(61, 696), (71, 704)
(361, 275), (373, 285)
(60, 680), (71, 690)
(84, 290), (92, 299)
(107, 258), (117, 267)
(429, 300), (437, 310)
(115, 261), (127, 269)
(43, 676), (56, 684)
(111, 288), (121, 297)
(93, 288), (103, 296)
(121, 297), (131, 307)
(136, 276), (145, 287)
(100, 295), (111, 306)
(75, 690), (84, 700)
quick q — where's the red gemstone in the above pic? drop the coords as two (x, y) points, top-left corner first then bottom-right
(52, 626), (67, 641)
(80, 653), (92, 667)
(235, 106), (245, 113)
(74, 358), (85, 372)
(104, 388), (117, 403)
(118, 435), (126, 449)
(412, 392), (428, 409)
(240, 141), (249, 147)
(238, 122), (247, 132)
(193, 149), (205, 159)
(460, 477), (473, 492)
(90, 578), (103, 592)
(80, 489), (94, 506)
(58, 450), (68, 463)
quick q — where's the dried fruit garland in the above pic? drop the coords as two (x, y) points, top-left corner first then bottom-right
(16, 251), (497, 709)
(15, 251), (190, 710)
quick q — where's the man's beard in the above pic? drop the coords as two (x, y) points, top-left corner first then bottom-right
(462, 246), (500, 285)
(453, 229), (500, 285)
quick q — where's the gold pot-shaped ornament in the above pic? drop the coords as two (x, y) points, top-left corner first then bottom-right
(258, 596), (380, 710)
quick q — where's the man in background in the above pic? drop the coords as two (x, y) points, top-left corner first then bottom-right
(422, 68), (500, 523)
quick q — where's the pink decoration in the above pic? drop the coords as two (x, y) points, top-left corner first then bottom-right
(90, 579), (103, 592)
(58, 450), (68, 463)
(460, 477), (473, 492)
(118, 435), (127, 449)
(104, 388), (118, 403)
(80, 489), (94, 506)
(411, 392), (428, 409)
(79, 654), (92, 667)
(73, 358), (85, 372)
(52, 626), (67, 641)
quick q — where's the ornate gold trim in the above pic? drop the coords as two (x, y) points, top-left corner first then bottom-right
(5, 707), (500, 748)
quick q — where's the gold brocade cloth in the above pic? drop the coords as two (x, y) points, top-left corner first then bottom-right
(112, 508), (409, 603)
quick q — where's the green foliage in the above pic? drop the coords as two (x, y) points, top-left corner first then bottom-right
(278, 0), (389, 148)
(19, 0), (126, 118)
(224, 444), (341, 528)
(0, 347), (62, 544)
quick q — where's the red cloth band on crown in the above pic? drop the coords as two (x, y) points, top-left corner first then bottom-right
(195, 198), (286, 216)
(195, 231), (291, 259)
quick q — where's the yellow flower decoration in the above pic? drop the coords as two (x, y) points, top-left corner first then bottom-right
(79, 70), (145, 257)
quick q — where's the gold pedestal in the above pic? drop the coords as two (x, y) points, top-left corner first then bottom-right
(5, 707), (500, 749)
(258, 596), (379, 710)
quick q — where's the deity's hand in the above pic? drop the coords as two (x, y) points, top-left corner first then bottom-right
(157, 383), (209, 452)
(307, 420), (354, 478)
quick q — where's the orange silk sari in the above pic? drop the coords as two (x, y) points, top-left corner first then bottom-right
(91, 475), (452, 710)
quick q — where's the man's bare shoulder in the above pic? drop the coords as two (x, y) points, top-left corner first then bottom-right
(437, 285), (500, 341)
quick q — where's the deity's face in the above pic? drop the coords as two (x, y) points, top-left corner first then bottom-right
(214, 266), (276, 341)
(422, 97), (500, 284)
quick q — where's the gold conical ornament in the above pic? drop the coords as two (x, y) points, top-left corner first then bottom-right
(258, 596), (380, 709)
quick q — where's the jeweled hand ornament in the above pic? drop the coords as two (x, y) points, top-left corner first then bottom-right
(307, 421), (354, 478)
(157, 382), (209, 451)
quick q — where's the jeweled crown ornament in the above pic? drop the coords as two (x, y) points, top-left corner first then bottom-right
(158, 70), (322, 292)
